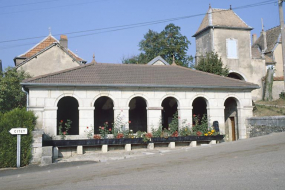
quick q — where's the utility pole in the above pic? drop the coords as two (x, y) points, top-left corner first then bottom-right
(278, 0), (285, 91)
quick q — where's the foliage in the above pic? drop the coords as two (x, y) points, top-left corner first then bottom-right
(142, 132), (153, 142)
(204, 129), (219, 136)
(136, 130), (144, 138)
(0, 108), (36, 168)
(58, 119), (72, 140)
(123, 23), (193, 67)
(0, 67), (30, 113)
(195, 52), (229, 76)
(93, 134), (101, 139)
(84, 126), (94, 139)
(116, 133), (124, 139)
(151, 125), (163, 138)
(168, 111), (179, 136)
(192, 114), (208, 135)
(179, 120), (193, 136)
(99, 122), (112, 139)
(279, 92), (285, 100)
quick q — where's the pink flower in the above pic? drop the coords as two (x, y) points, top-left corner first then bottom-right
(101, 127), (104, 130)
(109, 128), (112, 131)
(63, 131), (66, 135)
(105, 121), (108, 124)
(128, 121), (131, 124)
(60, 120), (63, 123)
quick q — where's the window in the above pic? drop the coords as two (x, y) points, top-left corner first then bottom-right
(226, 39), (238, 59)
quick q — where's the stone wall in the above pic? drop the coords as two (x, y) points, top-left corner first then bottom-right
(246, 116), (285, 137)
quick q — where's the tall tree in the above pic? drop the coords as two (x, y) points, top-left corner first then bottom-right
(123, 24), (193, 67)
(195, 52), (229, 76)
(0, 67), (30, 113)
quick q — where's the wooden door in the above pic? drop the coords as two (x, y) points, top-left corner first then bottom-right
(230, 117), (236, 141)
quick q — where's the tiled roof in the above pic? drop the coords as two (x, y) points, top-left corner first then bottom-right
(253, 26), (281, 53)
(17, 35), (85, 62)
(15, 43), (85, 68)
(251, 47), (262, 59)
(22, 63), (259, 90)
(194, 8), (252, 37)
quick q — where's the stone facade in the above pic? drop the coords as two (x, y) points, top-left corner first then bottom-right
(194, 8), (266, 101)
(17, 45), (81, 77)
(28, 87), (254, 141)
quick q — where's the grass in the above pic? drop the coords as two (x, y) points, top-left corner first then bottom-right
(253, 98), (285, 117)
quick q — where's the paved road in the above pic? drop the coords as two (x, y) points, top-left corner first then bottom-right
(1, 132), (285, 190)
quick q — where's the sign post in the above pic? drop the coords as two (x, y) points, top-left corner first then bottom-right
(9, 128), (28, 168)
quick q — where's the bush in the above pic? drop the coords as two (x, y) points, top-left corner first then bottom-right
(0, 108), (36, 168)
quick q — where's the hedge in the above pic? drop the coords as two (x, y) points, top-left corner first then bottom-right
(0, 108), (36, 168)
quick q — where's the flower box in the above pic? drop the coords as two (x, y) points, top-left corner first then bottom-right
(42, 135), (224, 147)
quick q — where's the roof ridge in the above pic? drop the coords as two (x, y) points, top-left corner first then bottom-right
(266, 25), (281, 32)
(22, 63), (93, 83)
(18, 35), (58, 57)
(172, 64), (259, 86)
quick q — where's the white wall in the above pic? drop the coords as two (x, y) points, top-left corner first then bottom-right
(28, 87), (254, 140)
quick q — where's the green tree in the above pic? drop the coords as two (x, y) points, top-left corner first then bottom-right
(123, 23), (193, 67)
(0, 67), (30, 113)
(195, 52), (229, 76)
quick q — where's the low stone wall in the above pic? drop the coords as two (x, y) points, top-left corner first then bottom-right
(246, 116), (285, 137)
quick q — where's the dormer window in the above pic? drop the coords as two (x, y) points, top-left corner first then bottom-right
(226, 38), (238, 59)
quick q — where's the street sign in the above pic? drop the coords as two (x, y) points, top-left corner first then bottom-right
(9, 128), (28, 168)
(9, 128), (28, 135)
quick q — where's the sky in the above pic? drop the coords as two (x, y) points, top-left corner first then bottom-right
(0, 0), (283, 70)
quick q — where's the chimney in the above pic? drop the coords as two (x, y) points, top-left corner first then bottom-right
(59, 35), (68, 49)
(252, 34), (257, 44)
(0, 59), (2, 73)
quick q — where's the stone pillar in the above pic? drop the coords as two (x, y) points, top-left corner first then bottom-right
(147, 143), (154, 150)
(43, 107), (58, 137)
(78, 107), (95, 138)
(189, 141), (197, 147)
(77, 146), (83, 154)
(31, 130), (44, 164)
(125, 144), (131, 151)
(207, 107), (225, 134)
(147, 107), (163, 132)
(114, 107), (130, 130)
(178, 107), (192, 130)
(102, 145), (108, 153)
(168, 142), (175, 149)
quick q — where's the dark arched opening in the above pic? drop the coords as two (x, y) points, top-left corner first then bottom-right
(228, 73), (245, 81)
(192, 97), (207, 125)
(94, 96), (114, 134)
(129, 97), (147, 132)
(224, 97), (238, 141)
(161, 97), (178, 129)
(57, 96), (79, 135)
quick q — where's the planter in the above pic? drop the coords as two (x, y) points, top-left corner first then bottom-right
(42, 135), (224, 147)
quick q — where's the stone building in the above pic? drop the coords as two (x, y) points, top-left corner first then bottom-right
(21, 61), (258, 144)
(252, 25), (284, 99)
(193, 7), (266, 100)
(14, 34), (86, 77)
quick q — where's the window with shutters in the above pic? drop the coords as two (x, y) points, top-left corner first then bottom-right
(226, 39), (238, 59)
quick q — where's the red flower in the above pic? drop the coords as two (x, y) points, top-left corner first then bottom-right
(87, 126), (89, 129)
(193, 115), (196, 117)
(60, 120), (63, 123)
(128, 121), (131, 124)
(109, 128), (112, 131)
